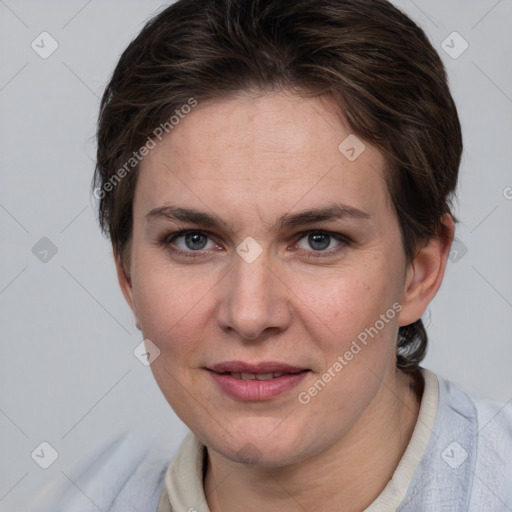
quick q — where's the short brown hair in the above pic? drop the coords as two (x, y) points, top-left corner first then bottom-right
(93, 0), (462, 373)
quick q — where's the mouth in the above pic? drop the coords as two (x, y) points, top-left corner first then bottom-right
(207, 360), (310, 376)
(206, 361), (311, 401)
(216, 371), (306, 381)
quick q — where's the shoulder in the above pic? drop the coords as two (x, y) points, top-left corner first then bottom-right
(26, 431), (174, 512)
(435, 371), (512, 509)
(463, 386), (512, 509)
(437, 372), (512, 453)
(399, 368), (512, 511)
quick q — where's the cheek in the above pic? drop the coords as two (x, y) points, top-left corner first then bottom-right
(131, 268), (211, 413)
(296, 266), (401, 421)
(131, 260), (210, 356)
(292, 260), (401, 347)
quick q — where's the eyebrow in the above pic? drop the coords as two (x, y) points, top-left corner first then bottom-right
(145, 203), (371, 233)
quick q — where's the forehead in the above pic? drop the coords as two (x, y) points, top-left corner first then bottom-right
(135, 91), (390, 228)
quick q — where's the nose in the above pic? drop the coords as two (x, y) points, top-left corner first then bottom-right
(216, 249), (292, 341)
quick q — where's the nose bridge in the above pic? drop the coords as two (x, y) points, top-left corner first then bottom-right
(230, 248), (273, 312)
(218, 245), (289, 339)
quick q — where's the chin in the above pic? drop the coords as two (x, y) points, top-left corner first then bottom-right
(206, 426), (310, 468)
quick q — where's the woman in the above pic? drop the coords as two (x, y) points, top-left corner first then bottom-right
(29, 0), (512, 510)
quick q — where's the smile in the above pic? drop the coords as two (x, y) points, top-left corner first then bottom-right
(207, 369), (310, 401)
(226, 372), (286, 380)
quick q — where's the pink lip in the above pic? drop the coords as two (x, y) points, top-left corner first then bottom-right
(209, 360), (308, 374)
(206, 361), (310, 401)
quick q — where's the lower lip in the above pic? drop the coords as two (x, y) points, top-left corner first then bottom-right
(207, 370), (310, 401)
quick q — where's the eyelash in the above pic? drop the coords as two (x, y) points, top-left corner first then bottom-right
(159, 229), (351, 259)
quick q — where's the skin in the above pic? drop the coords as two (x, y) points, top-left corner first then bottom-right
(116, 90), (454, 511)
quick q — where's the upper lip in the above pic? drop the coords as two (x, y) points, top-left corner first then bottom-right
(208, 361), (309, 374)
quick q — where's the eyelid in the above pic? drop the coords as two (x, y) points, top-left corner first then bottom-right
(162, 229), (352, 259)
(162, 229), (220, 256)
(292, 230), (351, 258)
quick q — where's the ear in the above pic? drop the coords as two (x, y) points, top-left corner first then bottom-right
(114, 250), (142, 331)
(398, 214), (455, 327)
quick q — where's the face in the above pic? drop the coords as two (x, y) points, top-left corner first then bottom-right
(118, 90), (425, 467)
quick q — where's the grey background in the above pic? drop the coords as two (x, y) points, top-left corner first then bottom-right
(1, 0), (511, 508)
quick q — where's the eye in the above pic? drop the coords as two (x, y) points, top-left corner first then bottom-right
(165, 230), (218, 254)
(294, 230), (349, 257)
(160, 229), (351, 259)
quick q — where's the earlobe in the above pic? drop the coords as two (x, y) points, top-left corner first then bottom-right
(398, 214), (455, 327)
(114, 251), (142, 331)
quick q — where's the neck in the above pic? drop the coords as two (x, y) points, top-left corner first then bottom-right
(204, 367), (423, 512)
